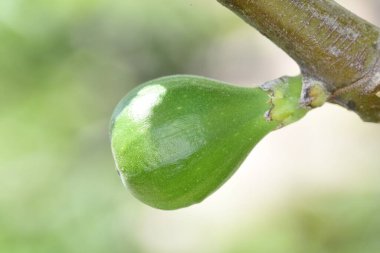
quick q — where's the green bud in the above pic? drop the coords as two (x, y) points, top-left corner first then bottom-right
(110, 75), (308, 210)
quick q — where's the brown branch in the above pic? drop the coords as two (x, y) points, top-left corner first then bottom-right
(218, 0), (380, 122)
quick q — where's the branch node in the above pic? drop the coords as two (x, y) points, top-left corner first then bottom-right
(300, 75), (329, 108)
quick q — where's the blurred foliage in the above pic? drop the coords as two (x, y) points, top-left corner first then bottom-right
(225, 191), (380, 253)
(1, 0), (380, 252)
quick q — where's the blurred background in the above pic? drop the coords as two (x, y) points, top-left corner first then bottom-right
(1, 0), (380, 252)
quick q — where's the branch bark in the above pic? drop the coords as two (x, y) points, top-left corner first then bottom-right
(218, 0), (380, 122)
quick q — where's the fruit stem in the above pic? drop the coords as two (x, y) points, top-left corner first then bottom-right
(261, 75), (327, 127)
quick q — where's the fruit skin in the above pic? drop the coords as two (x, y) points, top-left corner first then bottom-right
(110, 75), (305, 210)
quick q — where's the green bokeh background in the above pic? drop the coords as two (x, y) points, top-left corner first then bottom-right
(1, 0), (380, 252)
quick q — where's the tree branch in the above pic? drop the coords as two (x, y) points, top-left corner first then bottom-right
(218, 0), (380, 122)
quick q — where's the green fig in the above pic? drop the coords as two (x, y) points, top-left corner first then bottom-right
(110, 75), (308, 210)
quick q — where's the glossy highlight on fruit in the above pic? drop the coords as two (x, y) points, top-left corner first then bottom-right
(110, 75), (307, 210)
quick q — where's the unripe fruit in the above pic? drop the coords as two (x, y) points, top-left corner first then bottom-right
(110, 75), (306, 210)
